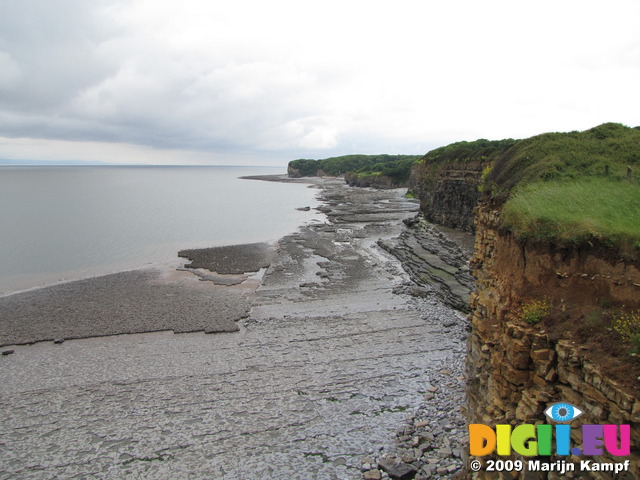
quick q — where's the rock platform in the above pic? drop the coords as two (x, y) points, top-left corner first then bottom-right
(0, 178), (471, 479)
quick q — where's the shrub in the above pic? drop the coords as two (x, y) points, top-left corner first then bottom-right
(612, 309), (640, 352)
(520, 299), (550, 325)
(421, 138), (516, 165)
(584, 310), (604, 328)
(478, 165), (494, 193)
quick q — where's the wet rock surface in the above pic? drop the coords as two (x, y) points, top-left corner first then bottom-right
(0, 178), (470, 479)
(178, 242), (275, 275)
(0, 269), (250, 346)
(379, 217), (475, 312)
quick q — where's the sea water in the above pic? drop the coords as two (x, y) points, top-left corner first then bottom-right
(0, 165), (320, 295)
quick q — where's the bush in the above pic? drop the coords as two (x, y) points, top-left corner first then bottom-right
(478, 165), (494, 193)
(421, 138), (516, 165)
(520, 299), (550, 325)
(485, 123), (640, 194)
(612, 309), (640, 352)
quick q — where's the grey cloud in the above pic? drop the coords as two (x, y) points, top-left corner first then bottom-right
(3, 0), (638, 162)
(0, 0), (342, 154)
(0, 0), (122, 111)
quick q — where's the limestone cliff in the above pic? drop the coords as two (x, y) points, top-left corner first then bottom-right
(466, 202), (640, 479)
(287, 163), (305, 178)
(344, 172), (401, 189)
(409, 160), (487, 233)
(408, 139), (515, 233)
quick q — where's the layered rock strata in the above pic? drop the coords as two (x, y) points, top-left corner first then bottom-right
(379, 217), (475, 312)
(466, 202), (640, 479)
(409, 161), (488, 233)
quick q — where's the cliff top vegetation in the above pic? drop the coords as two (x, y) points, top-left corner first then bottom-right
(420, 138), (516, 165)
(288, 154), (421, 186)
(486, 123), (640, 191)
(483, 123), (640, 256)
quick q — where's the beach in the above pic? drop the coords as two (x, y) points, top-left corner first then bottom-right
(0, 177), (471, 479)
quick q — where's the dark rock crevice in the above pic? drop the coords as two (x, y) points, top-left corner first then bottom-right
(409, 162), (488, 234)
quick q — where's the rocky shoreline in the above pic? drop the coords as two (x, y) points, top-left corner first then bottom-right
(261, 178), (474, 479)
(380, 218), (475, 313)
(0, 176), (474, 479)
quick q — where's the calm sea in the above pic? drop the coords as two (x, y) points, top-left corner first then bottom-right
(0, 166), (320, 296)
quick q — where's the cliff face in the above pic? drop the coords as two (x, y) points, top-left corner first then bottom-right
(287, 163), (305, 178)
(405, 127), (640, 478)
(409, 160), (487, 234)
(344, 172), (401, 189)
(407, 138), (516, 234)
(466, 202), (640, 478)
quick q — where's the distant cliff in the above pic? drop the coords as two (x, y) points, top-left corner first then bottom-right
(408, 139), (515, 233)
(287, 154), (420, 188)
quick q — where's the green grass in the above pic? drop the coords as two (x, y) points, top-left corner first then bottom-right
(420, 138), (517, 165)
(485, 123), (640, 195)
(477, 123), (640, 256)
(520, 299), (550, 325)
(503, 178), (640, 254)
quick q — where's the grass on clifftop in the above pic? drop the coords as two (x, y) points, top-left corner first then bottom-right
(502, 178), (640, 254)
(486, 123), (640, 192)
(482, 123), (640, 256)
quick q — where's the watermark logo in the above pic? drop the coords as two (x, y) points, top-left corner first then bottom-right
(468, 402), (632, 474)
(544, 402), (583, 423)
(470, 402), (630, 457)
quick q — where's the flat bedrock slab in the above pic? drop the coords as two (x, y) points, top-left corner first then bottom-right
(178, 242), (276, 275)
(0, 269), (249, 347)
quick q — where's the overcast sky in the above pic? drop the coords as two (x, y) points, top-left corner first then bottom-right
(1, 0), (639, 165)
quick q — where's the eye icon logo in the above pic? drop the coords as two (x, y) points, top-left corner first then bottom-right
(544, 403), (583, 422)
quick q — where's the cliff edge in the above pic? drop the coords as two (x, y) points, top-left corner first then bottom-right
(410, 123), (640, 479)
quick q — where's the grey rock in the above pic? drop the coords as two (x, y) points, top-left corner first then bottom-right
(178, 242), (275, 275)
(437, 446), (453, 458)
(378, 458), (418, 480)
